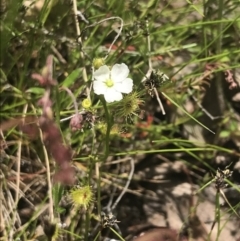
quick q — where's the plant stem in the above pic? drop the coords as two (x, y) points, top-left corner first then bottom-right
(216, 0), (225, 114)
(215, 191), (221, 241)
(96, 97), (112, 231)
(110, 227), (125, 241)
(9, 104), (28, 241)
(100, 97), (112, 162)
(72, 0), (88, 82)
(111, 158), (134, 210)
(93, 230), (101, 241)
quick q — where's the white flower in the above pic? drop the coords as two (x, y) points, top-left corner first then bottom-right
(93, 63), (133, 103)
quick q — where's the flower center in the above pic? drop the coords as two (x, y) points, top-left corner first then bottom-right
(105, 79), (114, 87)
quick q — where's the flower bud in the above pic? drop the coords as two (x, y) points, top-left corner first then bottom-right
(82, 98), (92, 109)
(92, 58), (105, 69)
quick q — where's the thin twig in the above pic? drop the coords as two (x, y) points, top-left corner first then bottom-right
(105, 185), (117, 211)
(50, 46), (67, 64)
(146, 18), (152, 71)
(60, 87), (79, 115)
(143, 18), (166, 115)
(187, 88), (222, 120)
(76, 9), (89, 24)
(141, 69), (152, 83)
(96, 162), (101, 219)
(72, 0), (81, 42)
(72, 0), (88, 82)
(40, 127), (54, 222)
(30, 103), (54, 223)
(219, 188), (240, 218)
(142, 17), (153, 82)
(60, 111), (86, 122)
(9, 104), (28, 240)
(103, 156), (134, 165)
(111, 157), (135, 210)
(154, 88), (166, 115)
(0, 170), (5, 237)
(101, 176), (159, 201)
(85, 16), (124, 59)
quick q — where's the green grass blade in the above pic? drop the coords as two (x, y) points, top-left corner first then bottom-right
(161, 92), (215, 134)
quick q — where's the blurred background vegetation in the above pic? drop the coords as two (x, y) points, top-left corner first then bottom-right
(0, 0), (240, 241)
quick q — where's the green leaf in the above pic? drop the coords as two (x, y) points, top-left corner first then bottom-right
(219, 130), (230, 138)
(61, 68), (82, 88)
(1, 84), (22, 94)
(52, 183), (64, 208)
(25, 87), (45, 95)
(56, 207), (66, 214)
(186, 0), (204, 17)
(38, 0), (58, 26)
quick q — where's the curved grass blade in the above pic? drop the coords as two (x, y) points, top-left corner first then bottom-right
(161, 92), (215, 134)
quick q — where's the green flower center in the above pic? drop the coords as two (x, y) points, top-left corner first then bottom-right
(105, 79), (114, 87)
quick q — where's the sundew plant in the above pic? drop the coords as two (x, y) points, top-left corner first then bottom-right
(1, 0), (240, 241)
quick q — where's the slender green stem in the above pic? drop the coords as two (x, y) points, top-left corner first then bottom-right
(153, 138), (240, 157)
(215, 191), (221, 241)
(216, 0), (225, 114)
(110, 227), (126, 241)
(194, 179), (214, 194)
(96, 97), (113, 232)
(202, 0), (208, 57)
(38, 0), (51, 26)
(84, 211), (90, 241)
(62, 229), (83, 239)
(100, 97), (112, 162)
(96, 162), (101, 228)
(161, 92), (215, 134)
(219, 188), (240, 218)
(93, 230), (101, 241)
(217, 0), (223, 55)
(115, 147), (221, 156)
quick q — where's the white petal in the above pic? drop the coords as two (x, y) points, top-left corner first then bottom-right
(111, 63), (129, 83)
(113, 91), (123, 101)
(93, 65), (110, 82)
(104, 88), (123, 103)
(114, 78), (133, 94)
(93, 81), (107, 95)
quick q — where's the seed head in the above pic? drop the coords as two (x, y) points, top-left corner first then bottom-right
(116, 91), (144, 121)
(93, 58), (105, 69)
(145, 70), (169, 97)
